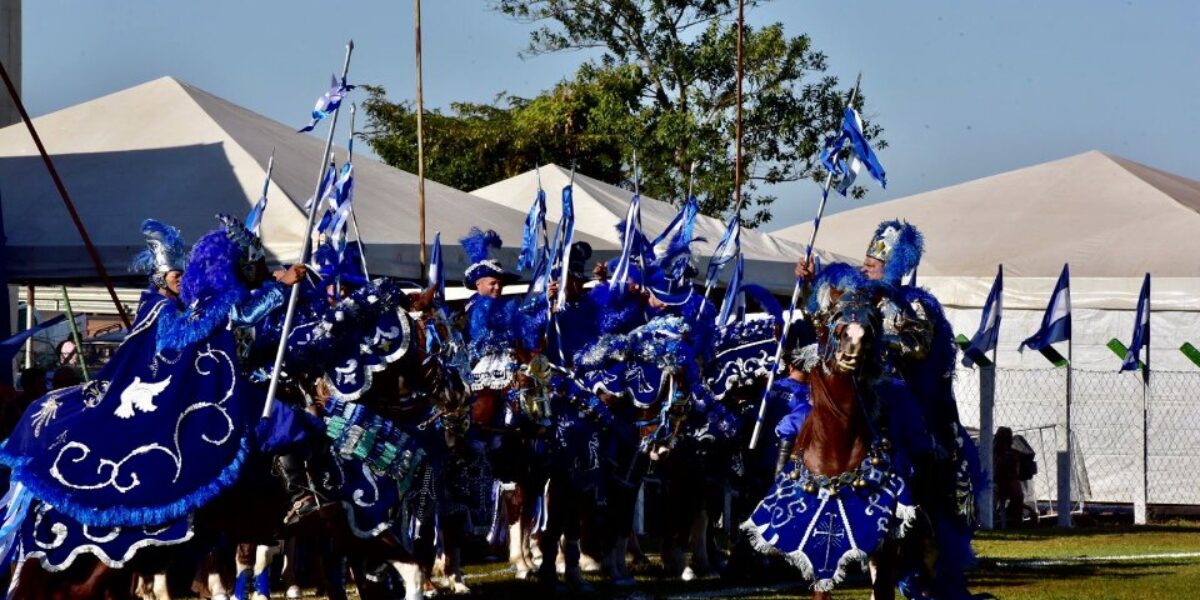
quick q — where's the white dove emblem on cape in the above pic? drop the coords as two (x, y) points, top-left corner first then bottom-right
(114, 376), (172, 419)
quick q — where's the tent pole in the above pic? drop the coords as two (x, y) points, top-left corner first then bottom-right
(414, 0), (428, 275)
(732, 0), (744, 215)
(346, 103), (371, 277)
(0, 59), (130, 328)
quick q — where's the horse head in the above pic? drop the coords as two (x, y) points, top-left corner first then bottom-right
(818, 288), (884, 383)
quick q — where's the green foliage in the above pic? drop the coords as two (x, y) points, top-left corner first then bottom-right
(361, 0), (885, 228)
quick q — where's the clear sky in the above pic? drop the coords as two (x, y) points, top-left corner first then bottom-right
(20, 0), (1200, 230)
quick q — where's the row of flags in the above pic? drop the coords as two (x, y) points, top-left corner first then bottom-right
(962, 263), (1152, 377)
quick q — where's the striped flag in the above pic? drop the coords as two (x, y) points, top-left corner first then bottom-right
(717, 254), (746, 326)
(704, 215), (741, 292)
(962, 265), (1003, 367)
(1121, 273), (1151, 377)
(427, 232), (444, 304)
(1020, 264), (1071, 352)
(299, 75), (355, 133)
(609, 194), (644, 291)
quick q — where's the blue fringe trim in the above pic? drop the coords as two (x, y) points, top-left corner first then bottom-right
(5, 435), (250, 529)
(156, 289), (241, 353)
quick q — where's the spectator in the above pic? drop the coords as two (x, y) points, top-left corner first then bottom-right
(993, 427), (1025, 529)
(15, 367), (47, 413)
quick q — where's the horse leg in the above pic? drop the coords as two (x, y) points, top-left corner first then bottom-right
(151, 572), (171, 600)
(869, 549), (897, 600)
(233, 543), (254, 600)
(251, 543), (280, 600)
(390, 560), (425, 600)
(686, 507), (710, 579)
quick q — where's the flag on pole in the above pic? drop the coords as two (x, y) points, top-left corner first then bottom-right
(963, 265), (1004, 367)
(517, 186), (547, 271)
(821, 107), (887, 195)
(551, 185), (576, 311)
(609, 194), (644, 291)
(246, 152), (275, 237)
(427, 232), (444, 304)
(1121, 273), (1151, 376)
(1020, 264), (1071, 352)
(299, 75), (355, 133)
(651, 196), (699, 264)
(705, 215), (741, 291)
(717, 254), (746, 326)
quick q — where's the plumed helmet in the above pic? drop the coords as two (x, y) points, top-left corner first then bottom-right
(865, 219), (923, 285)
(460, 227), (517, 290)
(130, 219), (187, 289)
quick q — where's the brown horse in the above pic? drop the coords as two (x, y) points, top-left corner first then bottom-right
(790, 289), (896, 600)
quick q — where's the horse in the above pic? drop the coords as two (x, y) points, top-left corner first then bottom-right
(743, 287), (918, 600)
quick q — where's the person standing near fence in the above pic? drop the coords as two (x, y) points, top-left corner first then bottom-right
(993, 427), (1025, 528)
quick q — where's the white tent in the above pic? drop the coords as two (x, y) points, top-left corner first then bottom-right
(773, 151), (1200, 505)
(472, 164), (850, 294)
(0, 77), (613, 284)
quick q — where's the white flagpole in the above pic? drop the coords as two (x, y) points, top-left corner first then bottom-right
(262, 41), (354, 419)
(1058, 264), (1073, 527)
(748, 75), (861, 449)
(346, 103), (371, 277)
(979, 264), (1001, 530)
(1134, 275), (1150, 524)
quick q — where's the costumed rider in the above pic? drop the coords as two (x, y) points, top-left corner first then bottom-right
(0, 214), (310, 576)
(522, 242), (611, 591)
(795, 220), (981, 600)
(771, 319), (818, 478)
(130, 218), (187, 313)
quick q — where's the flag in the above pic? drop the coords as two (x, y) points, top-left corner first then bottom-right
(1020, 264), (1071, 352)
(717, 254), (746, 326)
(299, 75), (355, 133)
(551, 185), (576, 311)
(1121, 273), (1151, 376)
(0, 315), (67, 364)
(609, 194), (644, 291)
(309, 162), (338, 236)
(704, 215), (741, 291)
(328, 162), (356, 253)
(517, 186), (547, 271)
(246, 152), (275, 237)
(962, 265), (1003, 367)
(427, 232), (444, 304)
(821, 107), (887, 195)
(651, 196), (699, 264)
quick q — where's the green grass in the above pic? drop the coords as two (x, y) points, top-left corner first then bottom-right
(272, 524), (1200, 599)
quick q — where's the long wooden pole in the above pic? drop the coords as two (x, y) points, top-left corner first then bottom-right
(59, 285), (89, 382)
(0, 59), (130, 328)
(262, 41), (354, 419)
(346, 103), (371, 277)
(733, 0), (745, 215)
(414, 0), (428, 274)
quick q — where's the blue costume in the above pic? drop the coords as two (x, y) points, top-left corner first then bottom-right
(0, 216), (298, 572)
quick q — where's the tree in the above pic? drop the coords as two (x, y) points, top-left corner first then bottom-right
(361, 0), (883, 228)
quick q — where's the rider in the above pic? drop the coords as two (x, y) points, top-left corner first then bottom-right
(795, 219), (980, 600)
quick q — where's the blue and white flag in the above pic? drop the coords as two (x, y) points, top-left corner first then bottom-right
(962, 265), (1003, 367)
(717, 254), (746, 326)
(517, 186), (547, 272)
(609, 194), (644, 291)
(821, 107), (887, 195)
(1121, 273), (1151, 376)
(310, 162), (339, 236)
(328, 162), (356, 253)
(651, 196), (699, 261)
(299, 75), (355, 133)
(246, 152), (275, 237)
(551, 185), (576, 311)
(704, 215), (741, 291)
(427, 232), (445, 304)
(1020, 264), (1071, 352)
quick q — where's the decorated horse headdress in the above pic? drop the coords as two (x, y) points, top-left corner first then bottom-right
(130, 219), (187, 289)
(865, 219), (923, 285)
(216, 213), (267, 285)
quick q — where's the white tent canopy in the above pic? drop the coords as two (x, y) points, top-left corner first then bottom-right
(471, 164), (849, 294)
(0, 77), (612, 284)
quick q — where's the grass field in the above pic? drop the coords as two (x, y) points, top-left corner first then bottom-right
(281, 523), (1200, 599)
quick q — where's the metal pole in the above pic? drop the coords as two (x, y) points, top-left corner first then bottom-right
(262, 41), (354, 419)
(0, 59), (130, 327)
(748, 77), (861, 449)
(59, 285), (89, 382)
(346, 103), (371, 277)
(22, 284), (31, 369)
(1058, 334), (1073, 527)
(979, 347), (996, 530)
(414, 0), (428, 274)
(1134, 276), (1150, 524)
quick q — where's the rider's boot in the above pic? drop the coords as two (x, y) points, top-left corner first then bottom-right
(562, 539), (594, 593)
(280, 453), (318, 526)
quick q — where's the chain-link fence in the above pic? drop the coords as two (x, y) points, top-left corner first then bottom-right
(955, 368), (1200, 507)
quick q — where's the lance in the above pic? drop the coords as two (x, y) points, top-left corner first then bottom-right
(748, 74), (862, 449)
(346, 103), (371, 277)
(262, 41), (355, 419)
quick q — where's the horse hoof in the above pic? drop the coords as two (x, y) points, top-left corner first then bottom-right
(213, 596), (230, 600)
(681, 566), (697, 582)
(286, 585), (302, 599)
(515, 568), (532, 580)
(579, 553), (603, 573)
(450, 582), (471, 595)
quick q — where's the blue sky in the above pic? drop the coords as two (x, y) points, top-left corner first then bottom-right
(20, 0), (1200, 230)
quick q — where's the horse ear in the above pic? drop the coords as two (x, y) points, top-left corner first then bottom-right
(409, 287), (436, 312)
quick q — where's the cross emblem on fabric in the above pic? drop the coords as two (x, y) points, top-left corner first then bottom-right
(813, 511), (846, 572)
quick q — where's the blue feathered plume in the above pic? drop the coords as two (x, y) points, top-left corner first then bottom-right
(460, 227), (502, 265)
(130, 219), (187, 278)
(870, 219), (924, 285)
